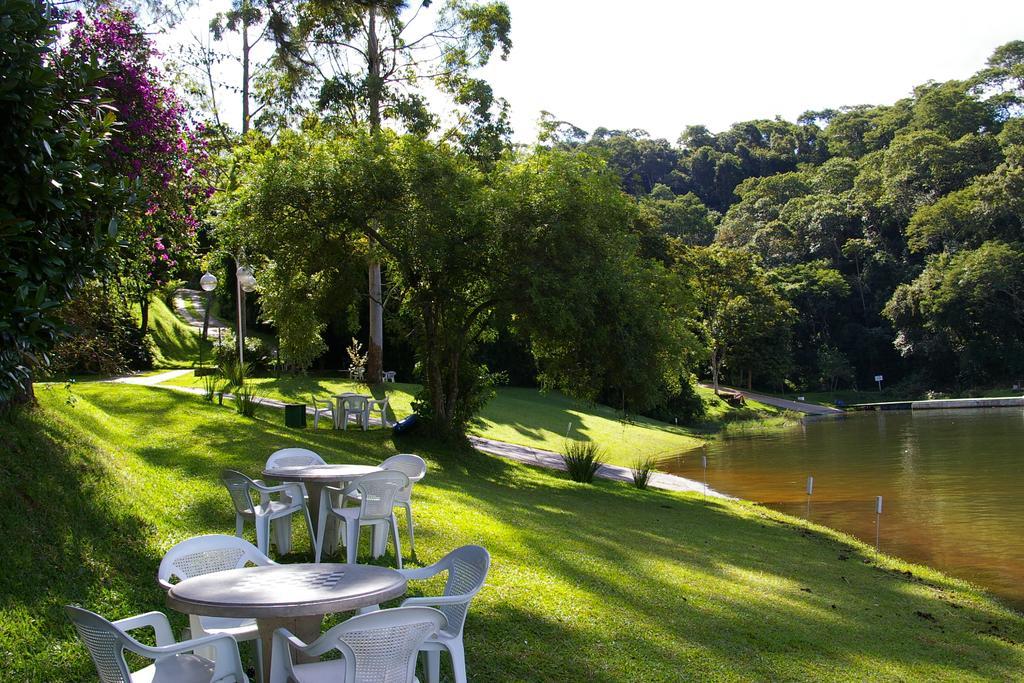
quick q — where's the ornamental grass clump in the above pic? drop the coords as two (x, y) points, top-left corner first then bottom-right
(561, 441), (605, 483)
(233, 385), (261, 418)
(631, 456), (657, 489)
(201, 373), (219, 401)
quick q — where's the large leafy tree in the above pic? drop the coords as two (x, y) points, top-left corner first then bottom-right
(223, 128), (694, 437)
(253, 0), (511, 382)
(0, 0), (121, 406)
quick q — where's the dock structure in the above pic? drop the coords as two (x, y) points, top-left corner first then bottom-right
(849, 396), (1024, 412)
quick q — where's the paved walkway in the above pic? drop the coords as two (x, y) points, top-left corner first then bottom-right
(111, 369), (193, 385)
(173, 288), (229, 331)
(702, 384), (842, 415)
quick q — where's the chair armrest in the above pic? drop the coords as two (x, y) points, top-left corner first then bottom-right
(114, 611), (175, 647)
(397, 561), (446, 581)
(157, 577), (174, 591)
(401, 594), (472, 607)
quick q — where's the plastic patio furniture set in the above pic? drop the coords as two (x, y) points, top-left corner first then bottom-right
(310, 392), (391, 431)
(65, 446), (491, 683)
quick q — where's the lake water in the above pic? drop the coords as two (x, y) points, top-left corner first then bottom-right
(658, 408), (1024, 610)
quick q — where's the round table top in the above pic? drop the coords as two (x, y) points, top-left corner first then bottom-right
(166, 563), (406, 618)
(262, 463), (382, 482)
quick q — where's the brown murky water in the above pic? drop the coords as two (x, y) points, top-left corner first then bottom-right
(658, 408), (1024, 610)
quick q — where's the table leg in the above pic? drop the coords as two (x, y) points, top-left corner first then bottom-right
(305, 482), (341, 558)
(256, 614), (323, 683)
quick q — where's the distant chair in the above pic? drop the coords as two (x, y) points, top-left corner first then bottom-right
(382, 371), (397, 383)
(266, 448), (325, 470)
(157, 535), (274, 680)
(314, 470), (408, 567)
(350, 366), (366, 382)
(339, 395), (370, 431)
(65, 605), (248, 683)
(269, 606), (445, 683)
(398, 545), (491, 683)
(220, 469), (314, 556)
(368, 397), (391, 427)
(310, 395), (334, 430)
(380, 454), (427, 557)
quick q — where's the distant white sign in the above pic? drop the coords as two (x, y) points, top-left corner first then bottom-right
(874, 375), (884, 382)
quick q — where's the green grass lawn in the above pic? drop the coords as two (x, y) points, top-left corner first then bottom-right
(159, 373), (785, 466)
(142, 295), (212, 369)
(4, 382), (1023, 681)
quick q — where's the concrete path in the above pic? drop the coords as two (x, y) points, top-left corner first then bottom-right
(702, 384), (842, 415)
(111, 369), (193, 385)
(173, 288), (229, 331)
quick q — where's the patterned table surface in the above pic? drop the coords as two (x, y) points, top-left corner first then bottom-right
(261, 464), (382, 482)
(166, 563), (406, 618)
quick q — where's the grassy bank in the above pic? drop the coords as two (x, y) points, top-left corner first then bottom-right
(3, 382), (1023, 680)
(159, 373), (793, 466)
(143, 295), (211, 368)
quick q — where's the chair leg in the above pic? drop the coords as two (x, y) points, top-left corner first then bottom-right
(425, 650), (441, 683)
(390, 513), (403, 569)
(255, 516), (271, 556)
(314, 507), (329, 563)
(449, 637), (467, 683)
(235, 514), (245, 538)
(346, 520), (360, 564)
(254, 636), (264, 683)
(404, 503), (415, 556)
(313, 411), (319, 429)
(302, 506), (315, 553)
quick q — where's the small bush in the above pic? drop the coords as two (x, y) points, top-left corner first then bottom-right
(561, 441), (604, 483)
(630, 456), (656, 489)
(201, 374), (219, 402)
(219, 357), (253, 390)
(233, 385), (261, 417)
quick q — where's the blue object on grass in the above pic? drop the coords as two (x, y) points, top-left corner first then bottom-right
(392, 413), (419, 435)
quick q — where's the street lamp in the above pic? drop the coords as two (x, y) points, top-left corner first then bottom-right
(198, 272), (218, 368)
(198, 259), (256, 366)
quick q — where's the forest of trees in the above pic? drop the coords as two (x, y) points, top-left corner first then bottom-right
(4, 0), (1022, 433)
(541, 42), (1024, 394)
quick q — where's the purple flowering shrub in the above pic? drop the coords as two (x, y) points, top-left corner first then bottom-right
(63, 5), (211, 295)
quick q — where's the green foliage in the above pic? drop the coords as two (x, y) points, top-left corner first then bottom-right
(232, 384), (261, 417)
(48, 284), (153, 376)
(630, 456), (656, 489)
(0, 0), (121, 405)
(560, 440), (604, 483)
(201, 373), (219, 401)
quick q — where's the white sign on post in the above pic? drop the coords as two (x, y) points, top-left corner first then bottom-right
(874, 374), (884, 391)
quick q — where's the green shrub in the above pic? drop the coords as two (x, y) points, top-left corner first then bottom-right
(201, 374), (219, 402)
(630, 456), (656, 489)
(561, 441), (604, 483)
(233, 385), (261, 417)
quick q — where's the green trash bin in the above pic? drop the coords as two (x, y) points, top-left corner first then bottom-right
(284, 403), (307, 429)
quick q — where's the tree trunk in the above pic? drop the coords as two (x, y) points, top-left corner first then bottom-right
(202, 291), (212, 340)
(139, 296), (149, 336)
(241, 1), (250, 134)
(366, 261), (383, 383)
(364, 5), (384, 383)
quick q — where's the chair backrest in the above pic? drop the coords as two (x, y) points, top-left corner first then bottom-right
(348, 471), (410, 521)
(220, 469), (257, 515)
(158, 534), (273, 589)
(320, 607), (445, 683)
(437, 545), (491, 637)
(380, 454), (426, 503)
(266, 447), (325, 469)
(65, 606), (134, 683)
(342, 395), (369, 411)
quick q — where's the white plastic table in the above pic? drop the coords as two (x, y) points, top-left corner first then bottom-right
(262, 463), (383, 558)
(332, 393), (372, 430)
(167, 563), (406, 683)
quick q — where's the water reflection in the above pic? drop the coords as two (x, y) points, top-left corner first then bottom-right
(659, 408), (1024, 610)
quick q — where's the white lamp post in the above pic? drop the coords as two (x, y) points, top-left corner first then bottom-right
(199, 272), (218, 367)
(198, 259), (256, 366)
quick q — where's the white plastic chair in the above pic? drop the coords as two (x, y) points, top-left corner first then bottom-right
(314, 471), (409, 567)
(368, 397), (391, 427)
(266, 448), (325, 469)
(157, 535), (274, 679)
(65, 605), (248, 683)
(382, 371), (397, 383)
(381, 454), (427, 557)
(269, 607), (445, 683)
(310, 396), (334, 429)
(350, 366), (366, 382)
(399, 545), (491, 683)
(220, 469), (314, 557)
(340, 395), (370, 431)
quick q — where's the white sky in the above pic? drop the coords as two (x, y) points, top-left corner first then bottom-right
(159, 0), (1024, 142)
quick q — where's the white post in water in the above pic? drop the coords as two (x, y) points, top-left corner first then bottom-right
(565, 422), (572, 439)
(875, 496), (883, 551)
(702, 455), (708, 498)
(806, 475), (814, 518)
